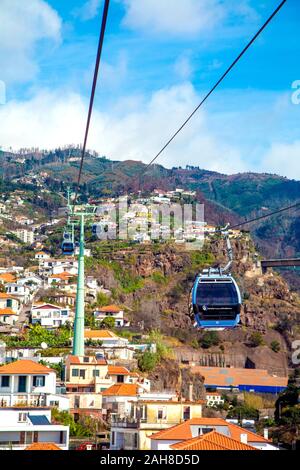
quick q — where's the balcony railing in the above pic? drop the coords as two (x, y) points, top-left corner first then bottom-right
(0, 394), (47, 408)
(110, 415), (180, 429)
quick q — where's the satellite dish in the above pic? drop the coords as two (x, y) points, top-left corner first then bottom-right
(40, 342), (48, 350)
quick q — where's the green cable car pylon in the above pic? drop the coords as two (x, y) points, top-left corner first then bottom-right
(66, 196), (96, 357)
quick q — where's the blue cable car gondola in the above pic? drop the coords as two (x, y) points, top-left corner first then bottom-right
(191, 269), (242, 329)
(190, 226), (242, 330)
(61, 231), (75, 255)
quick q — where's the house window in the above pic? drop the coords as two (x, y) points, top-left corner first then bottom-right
(83, 357), (89, 363)
(50, 401), (59, 407)
(79, 369), (86, 379)
(1, 376), (10, 387)
(93, 370), (100, 377)
(183, 406), (191, 421)
(157, 406), (167, 420)
(33, 376), (45, 387)
(72, 369), (79, 377)
(199, 427), (214, 435)
(7, 299), (12, 308)
(117, 375), (124, 383)
(18, 412), (28, 423)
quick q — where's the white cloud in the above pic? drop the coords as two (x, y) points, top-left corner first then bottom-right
(73, 0), (101, 21)
(261, 142), (300, 180)
(0, 83), (246, 175)
(0, 83), (298, 179)
(0, 0), (62, 84)
(121, 0), (258, 37)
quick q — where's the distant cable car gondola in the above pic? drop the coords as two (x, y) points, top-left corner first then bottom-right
(190, 226), (242, 330)
(61, 230), (74, 256)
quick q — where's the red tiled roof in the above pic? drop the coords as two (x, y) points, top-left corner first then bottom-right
(98, 305), (122, 313)
(150, 418), (270, 443)
(0, 308), (16, 316)
(0, 273), (16, 283)
(102, 383), (138, 397)
(0, 360), (54, 375)
(170, 431), (258, 451)
(108, 366), (130, 376)
(32, 304), (60, 310)
(68, 355), (107, 366)
(25, 443), (62, 451)
(84, 330), (118, 339)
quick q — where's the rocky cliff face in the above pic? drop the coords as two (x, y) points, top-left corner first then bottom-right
(88, 237), (300, 376)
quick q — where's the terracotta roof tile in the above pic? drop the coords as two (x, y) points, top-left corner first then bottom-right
(0, 360), (54, 375)
(25, 443), (62, 451)
(0, 308), (16, 316)
(0, 273), (16, 283)
(68, 355), (107, 366)
(150, 418), (270, 444)
(84, 330), (118, 339)
(98, 305), (122, 313)
(170, 431), (258, 451)
(102, 383), (138, 397)
(108, 366), (130, 375)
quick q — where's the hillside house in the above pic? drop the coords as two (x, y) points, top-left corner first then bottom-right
(0, 273), (16, 285)
(31, 304), (72, 329)
(0, 407), (69, 450)
(94, 305), (130, 327)
(0, 309), (19, 326)
(5, 283), (32, 304)
(205, 391), (225, 408)
(0, 360), (68, 410)
(65, 355), (112, 394)
(34, 251), (50, 260)
(110, 398), (204, 451)
(150, 417), (278, 451)
(83, 330), (129, 348)
(169, 430), (258, 451)
(0, 293), (21, 315)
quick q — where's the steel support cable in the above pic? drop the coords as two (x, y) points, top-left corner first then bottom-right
(73, 0), (110, 209)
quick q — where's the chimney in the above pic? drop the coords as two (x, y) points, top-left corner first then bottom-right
(264, 428), (269, 440)
(240, 433), (248, 444)
(189, 383), (193, 401)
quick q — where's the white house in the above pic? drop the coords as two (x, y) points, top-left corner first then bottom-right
(34, 251), (50, 260)
(93, 305), (130, 327)
(17, 274), (43, 290)
(0, 293), (21, 314)
(0, 407), (69, 450)
(31, 304), (72, 328)
(0, 309), (19, 326)
(0, 360), (69, 411)
(84, 329), (129, 347)
(39, 258), (78, 278)
(5, 283), (32, 304)
(150, 418), (279, 451)
(206, 392), (225, 407)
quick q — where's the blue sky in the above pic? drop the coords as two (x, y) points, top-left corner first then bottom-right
(0, 0), (299, 178)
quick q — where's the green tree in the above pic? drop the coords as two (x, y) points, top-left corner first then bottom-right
(101, 316), (115, 329)
(249, 332), (264, 348)
(138, 351), (159, 372)
(270, 340), (281, 353)
(200, 331), (220, 349)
